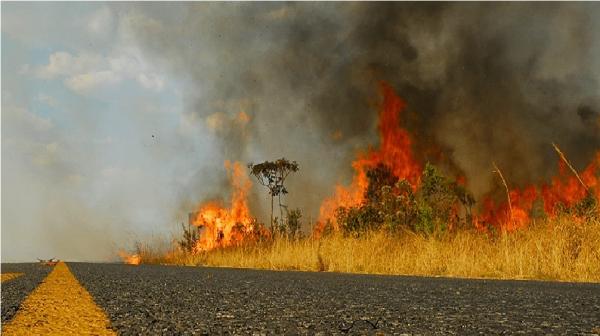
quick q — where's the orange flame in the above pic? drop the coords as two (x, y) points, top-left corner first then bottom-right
(192, 161), (257, 251)
(477, 151), (600, 231)
(315, 82), (421, 233)
(542, 152), (600, 215)
(119, 251), (141, 265)
(315, 81), (599, 235)
(476, 186), (538, 231)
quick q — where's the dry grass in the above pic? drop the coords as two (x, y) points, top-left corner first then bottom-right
(139, 216), (600, 282)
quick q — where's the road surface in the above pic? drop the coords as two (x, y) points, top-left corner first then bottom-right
(1, 262), (599, 335)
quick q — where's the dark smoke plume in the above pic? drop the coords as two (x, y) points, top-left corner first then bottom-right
(123, 2), (600, 218)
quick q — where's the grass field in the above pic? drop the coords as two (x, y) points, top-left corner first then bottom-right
(132, 215), (600, 282)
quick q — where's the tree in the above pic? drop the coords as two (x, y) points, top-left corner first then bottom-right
(248, 158), (299, 229)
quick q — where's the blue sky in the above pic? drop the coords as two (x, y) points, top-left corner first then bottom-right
(2, 3), (218, 261)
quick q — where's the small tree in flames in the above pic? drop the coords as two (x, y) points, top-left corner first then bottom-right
(248, 158), (299, 230)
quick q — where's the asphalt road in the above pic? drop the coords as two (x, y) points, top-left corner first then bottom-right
(3, 263), (600, 335)
(1, 263), (52, 323)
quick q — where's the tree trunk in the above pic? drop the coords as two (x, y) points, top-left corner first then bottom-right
(270, 195), (274, 231)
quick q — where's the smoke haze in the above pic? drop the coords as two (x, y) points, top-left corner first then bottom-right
(128, 2), (600, 200)
(2, 3), (599, 261)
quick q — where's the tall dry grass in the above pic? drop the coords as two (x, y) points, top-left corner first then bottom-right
(139, 216), (600, 282)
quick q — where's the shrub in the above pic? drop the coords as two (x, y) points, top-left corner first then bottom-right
(178, 223), (198, 252)
(335, 162), (475, 236)
(286, 208), (303, 238)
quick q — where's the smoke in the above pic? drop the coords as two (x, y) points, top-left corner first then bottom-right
(1, 95), (116, 261)
(1, 89), (184, 261)
(125, 3), (599, 217)
(2, 3), (193, 261)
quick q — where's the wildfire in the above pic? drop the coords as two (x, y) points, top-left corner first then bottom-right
(478, 151), (600, 231)
(542, 153), (600, 214)
(316, 82), (422, 233)
(119, 251), (141, 265)
(191, 160), (257, 251)
(315, 81), (599, 235)
(476, 186), (538, 231)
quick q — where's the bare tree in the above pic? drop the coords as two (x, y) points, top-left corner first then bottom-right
(248, 158), (299, 229)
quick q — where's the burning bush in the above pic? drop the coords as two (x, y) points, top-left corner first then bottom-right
(331, 159), (598, 237)
(313, 81), (599, 237)
(333, 162), (474, 236)
(189, 161), (271, 252)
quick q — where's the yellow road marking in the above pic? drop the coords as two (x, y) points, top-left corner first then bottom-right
(2, 262), (115, 335)
(1, 273), (24, 283)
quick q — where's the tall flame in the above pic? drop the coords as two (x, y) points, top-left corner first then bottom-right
(315, 82), (422, 233)
(192, 160), (256, 251)
(315, 81), (599, 235)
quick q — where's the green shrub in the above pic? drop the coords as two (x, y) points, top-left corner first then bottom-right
(335, 162), (475, 236)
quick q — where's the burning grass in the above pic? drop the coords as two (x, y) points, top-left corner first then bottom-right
(135, 215), (600, 282)
(121, 81), (599, 282)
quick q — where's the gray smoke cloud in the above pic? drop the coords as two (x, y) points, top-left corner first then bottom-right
(125, 2), (599, 217)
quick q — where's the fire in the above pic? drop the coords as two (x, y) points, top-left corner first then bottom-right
(476, 186), (538, 231)
(315, 81), (599, 235)
(119, 251), (141, 265)
(477, 151), (600, 231)
(192, 160), (257, 251)
(542, 152), (600, 215)
(315, 82), (422, 233)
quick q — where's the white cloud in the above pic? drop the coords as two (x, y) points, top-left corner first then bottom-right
(108, 54), (165, 91)
(108, 54), (141, 77)
(32, 49), (166, 94)
(30, 9), (170, 95)
(64, 70), (121, 94)
(36, 51), (103, 79)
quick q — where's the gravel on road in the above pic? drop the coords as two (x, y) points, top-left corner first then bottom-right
(69, 263), (600, 335)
